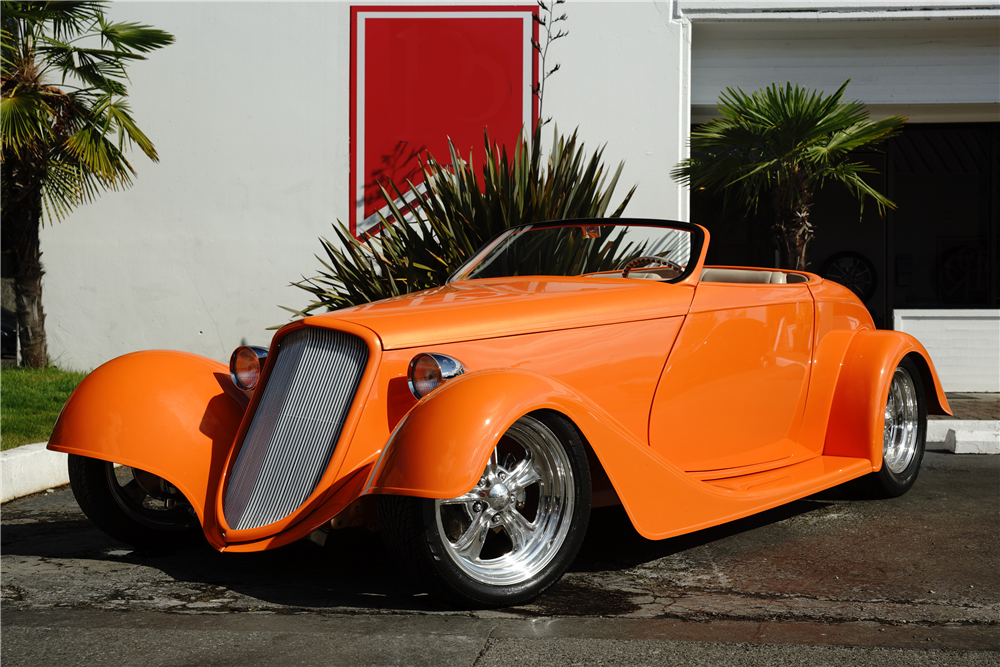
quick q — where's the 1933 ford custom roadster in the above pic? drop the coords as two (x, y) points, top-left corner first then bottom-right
(48, 219), (950, 607)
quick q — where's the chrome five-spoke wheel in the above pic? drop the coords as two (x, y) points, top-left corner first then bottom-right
(434, 415), (576, 587)
(378, 412), (591, 607)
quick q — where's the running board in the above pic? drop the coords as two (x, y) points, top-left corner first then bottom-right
(702, 455), (873, 497)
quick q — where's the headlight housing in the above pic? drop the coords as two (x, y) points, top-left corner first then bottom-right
(230, 345), (269, 391)
(408, 353), (465, 399)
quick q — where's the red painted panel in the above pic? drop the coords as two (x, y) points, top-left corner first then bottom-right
(351, 7), (537, 235)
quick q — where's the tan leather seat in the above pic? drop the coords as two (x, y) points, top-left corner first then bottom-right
(700, 268), (787, 284)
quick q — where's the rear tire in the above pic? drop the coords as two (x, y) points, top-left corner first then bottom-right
(866, 356), (927, 498)
(68, 454), (202, 549)
(379, 412), (591, 607)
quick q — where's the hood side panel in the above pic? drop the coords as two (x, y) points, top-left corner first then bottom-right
(317, 277), (695, 350)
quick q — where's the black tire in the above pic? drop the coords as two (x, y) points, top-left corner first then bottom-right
(378, 412), (591, 608)
(68, 454), (203, 550)
(865, 356), (927, 498)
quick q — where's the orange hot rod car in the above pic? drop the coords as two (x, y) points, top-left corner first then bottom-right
(49, 219), (949, 607)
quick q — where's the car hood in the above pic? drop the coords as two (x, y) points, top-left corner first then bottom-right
(311, 277), (695, 350)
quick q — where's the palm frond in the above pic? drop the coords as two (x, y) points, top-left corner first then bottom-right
(102, 97), (158, 158)
(37, 38), (133, 94)
(97, 16), (175, 54)
(2, 0), (172, 224)
(0, 87), (53, 151)
(63, 124), (134, 184)
(2, 2), (105, 42)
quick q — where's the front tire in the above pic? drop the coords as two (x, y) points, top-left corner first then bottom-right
(378, 412), (591, 607)
(68, 454), (202, 549)
(867, 356), (927, 498)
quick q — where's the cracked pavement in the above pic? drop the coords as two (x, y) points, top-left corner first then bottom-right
(2, 451), (997, 665)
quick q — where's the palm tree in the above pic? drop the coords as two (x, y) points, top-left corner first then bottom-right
(1, 1), (173, 367)
(671, 80), (905, 271)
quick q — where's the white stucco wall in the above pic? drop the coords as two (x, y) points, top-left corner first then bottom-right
(894, 310), (1000, 393)
(542, 2), (691, 222)
(41, 2), (353, 371)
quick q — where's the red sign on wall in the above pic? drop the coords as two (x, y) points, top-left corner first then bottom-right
(351, 6), (537, 235)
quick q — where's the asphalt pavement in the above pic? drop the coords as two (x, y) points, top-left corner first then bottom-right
(2, 451), (997, 666)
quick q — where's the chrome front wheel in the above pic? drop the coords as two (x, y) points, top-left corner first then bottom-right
(379, 412), (591, 607)
(434, 415), (576, 587)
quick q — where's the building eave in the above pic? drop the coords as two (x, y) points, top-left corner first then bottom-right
(677, 1), (1000, 22)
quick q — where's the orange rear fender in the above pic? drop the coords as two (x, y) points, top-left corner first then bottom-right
(47, 351), (247, 533)
(824, 331), (950, 466)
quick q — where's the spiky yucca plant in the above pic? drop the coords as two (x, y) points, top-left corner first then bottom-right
(289, 125), (635, 314)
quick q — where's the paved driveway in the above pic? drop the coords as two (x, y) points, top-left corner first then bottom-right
(2, 451), (997, 666)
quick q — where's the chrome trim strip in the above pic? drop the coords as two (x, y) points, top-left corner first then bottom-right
(362, 412), (411, 495)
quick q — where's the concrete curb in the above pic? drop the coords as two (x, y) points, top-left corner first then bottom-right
(1, 442), (67, 504)
(927, 419), (1000, 454)
(2, 421), (997, 504)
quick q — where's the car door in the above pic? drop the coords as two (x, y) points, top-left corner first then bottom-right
(649, 280), (814, 473)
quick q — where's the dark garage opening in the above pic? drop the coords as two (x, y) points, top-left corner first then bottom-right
(690, 123), (999, 330)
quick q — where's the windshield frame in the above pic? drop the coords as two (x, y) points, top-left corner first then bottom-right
(446, 218), (707, 284)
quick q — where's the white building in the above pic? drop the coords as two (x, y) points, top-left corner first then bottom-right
(24, 1), (1000, 390)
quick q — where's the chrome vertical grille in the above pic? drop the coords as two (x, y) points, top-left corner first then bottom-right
(224, 328), (369, 531)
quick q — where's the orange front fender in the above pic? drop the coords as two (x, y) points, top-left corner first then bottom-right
(362, 369), (588, 500)
(824, 331), (950, 467)
(47, 351), (247, 537)
(361, 368), (711, 538)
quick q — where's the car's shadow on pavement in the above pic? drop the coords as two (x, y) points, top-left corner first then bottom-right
(573, 497), (832, 573)
(2, 510), (439, 611)
(569, 476), (873, 576)
(2, 485), (843, 614)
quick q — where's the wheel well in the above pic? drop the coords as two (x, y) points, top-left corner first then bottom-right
(528, 408), (621, 509)
(903, 351), (949, 416)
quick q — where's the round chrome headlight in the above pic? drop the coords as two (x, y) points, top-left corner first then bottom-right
(230, 345), (268, 391)
(408, 353), (465, 399)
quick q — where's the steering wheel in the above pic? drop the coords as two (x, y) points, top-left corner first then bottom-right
(621, 256), (682, 279)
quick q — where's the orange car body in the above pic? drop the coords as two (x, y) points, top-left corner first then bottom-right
(48, 222), (950, 554)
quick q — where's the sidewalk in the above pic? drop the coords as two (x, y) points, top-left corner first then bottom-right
(931, 392), (1000, 421)
(2, 394), (997, 504)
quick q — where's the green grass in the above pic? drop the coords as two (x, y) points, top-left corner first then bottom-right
(1, 366), (87, 450)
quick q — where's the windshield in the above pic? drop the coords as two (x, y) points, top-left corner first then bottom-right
(448, 219), (703, 284)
